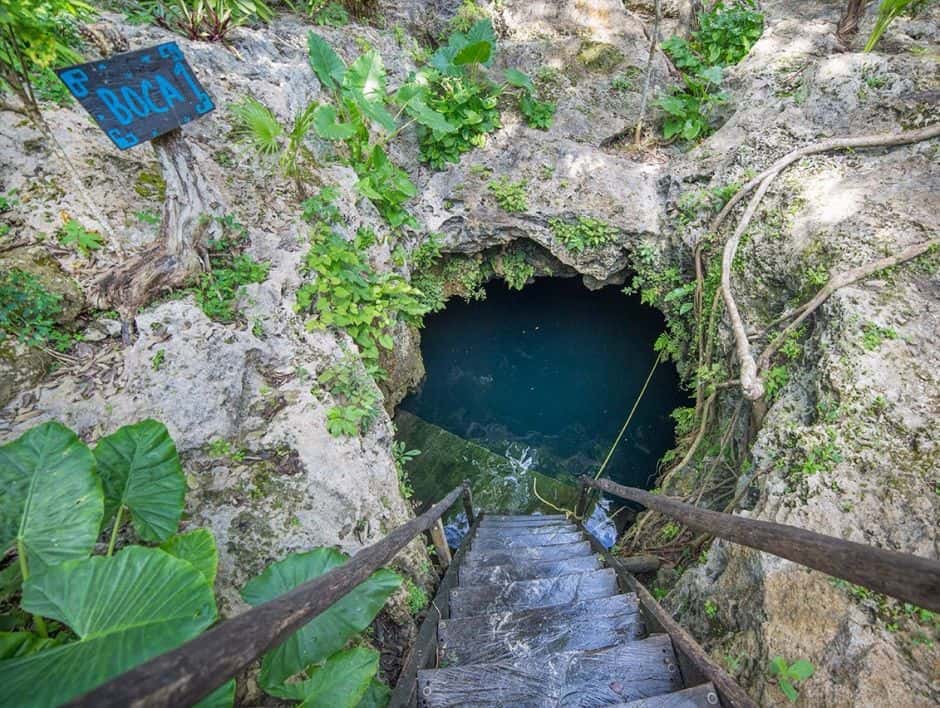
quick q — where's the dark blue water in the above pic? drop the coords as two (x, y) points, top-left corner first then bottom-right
(400, 277), (689, 496)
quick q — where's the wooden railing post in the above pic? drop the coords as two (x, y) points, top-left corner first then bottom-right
(461, 480), (475, 525)
(574, 477), (590, 519)
(428, 518), (452, 568)
(581, 476), (940, 613)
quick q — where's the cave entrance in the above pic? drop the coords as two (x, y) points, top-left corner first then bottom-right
(394, 276), (689, 545)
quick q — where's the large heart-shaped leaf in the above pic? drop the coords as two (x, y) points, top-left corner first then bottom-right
(357, 679), (391, 708)
(308, 32), (346, 89)
(195, 679), (236, 708)
(348, 90), (397, 132)
(504, 68), (534, 93)
(344, 51), (387, 103)
(312, 104), (357, 141)
(298, 648), (379, 708)
(0, 421), (102, 573)
(0, 546), (217, 706)
(241, 547), (401, 696)
(93, 419), (185, 543)
(160, 528), (219, 585)
(454, 40), (491, 66)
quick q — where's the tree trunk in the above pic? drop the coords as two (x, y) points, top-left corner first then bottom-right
(836, 0), (869, 47)
(94, 129), (223, 314)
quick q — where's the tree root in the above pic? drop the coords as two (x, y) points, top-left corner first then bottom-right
(757, 238), (939, 370)
(715, 124), (940, 400)
(93, 129), (223, 316)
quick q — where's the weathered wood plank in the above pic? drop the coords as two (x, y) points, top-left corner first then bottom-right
(67, 484), (470, 708)
(459, 555), (601, 586)
(389, 516), (482, 708)
(614, 682), (720, 707)
(484, 514), (567, 522)
(480, 518), (572, 529)
(438, 594), (645, 665)
(471, 530), (585, 550)
(584, 476), (940, 613)
(418, 634), (682, 706)
(449, 568), (618, 618)
(474, 523), (579, 537)
(578, 517), (757, 708)
(464, 540), (593, 566)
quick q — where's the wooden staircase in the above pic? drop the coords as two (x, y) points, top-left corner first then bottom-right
(414, 514), (719, 707)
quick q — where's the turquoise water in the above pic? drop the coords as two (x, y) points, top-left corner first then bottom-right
(398, 277), (689, 529)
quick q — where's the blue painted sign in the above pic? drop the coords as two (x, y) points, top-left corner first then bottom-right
(55, 42), (215, 150)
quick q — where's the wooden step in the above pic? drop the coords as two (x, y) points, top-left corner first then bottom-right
(449, 568), (618, 618)
(474, 524), (579, 538)
(471, 530), (585, 550)
(614, 682), (719, 707)
(438, 594), (646, 665)
(479, 518), (573, 530)
(458, 555), (602, 586)
(418, 634), (683, 706)
(464, 540), (593, 566)
(482, 514), (567, 524)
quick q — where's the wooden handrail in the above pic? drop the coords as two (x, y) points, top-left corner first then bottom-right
(582, 477), (940, 613)
(68, 483), (471, 708)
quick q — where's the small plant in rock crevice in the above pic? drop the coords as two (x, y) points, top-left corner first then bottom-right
(488, 177), (528, 212)
(499, 250), (534, 291)
(57, 218), (104, 257)
(318, 351), (383, 437)
(0, 269), (73, 350)
(549, 216), (617, 253)
(392, 440), (420, 499)
(768, 656), (815, 703)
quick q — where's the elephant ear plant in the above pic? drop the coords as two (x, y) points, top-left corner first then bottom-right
(0, 420), (406, 707)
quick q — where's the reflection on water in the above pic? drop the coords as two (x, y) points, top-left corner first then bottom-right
(397, 277), (690, 547)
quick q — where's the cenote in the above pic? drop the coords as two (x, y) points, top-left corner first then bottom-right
(395, 275), (690, 545)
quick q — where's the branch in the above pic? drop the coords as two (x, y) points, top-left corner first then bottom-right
(757, 238), (939, 370)
(715, 124), (940, 400)
(633, 0), (661, 145)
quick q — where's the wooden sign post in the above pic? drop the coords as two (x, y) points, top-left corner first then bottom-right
(55, 42), (223, 315)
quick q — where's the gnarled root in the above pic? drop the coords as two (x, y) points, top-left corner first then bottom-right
(93, 129), (223, 315)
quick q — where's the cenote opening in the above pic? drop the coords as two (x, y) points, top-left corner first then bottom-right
(395, 276), (690, 546)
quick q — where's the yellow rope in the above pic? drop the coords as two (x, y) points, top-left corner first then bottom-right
(593, 349), (664, 481)
(532, 477), (575, 518)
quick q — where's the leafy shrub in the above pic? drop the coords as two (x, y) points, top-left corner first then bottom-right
(392, 440), (419, 498)
(296, 193), (427, 367)
(0, 0), (86, 117)
(403, 577), (429, 614)
(499, 250), (534, 290)
(657, 1), (763, 142)
(242, 547), (400, 703)
(418, 73), (501, 170)
(447, 0), (488, 34)
(861, 322), (898, 350)
(192, 215), (269, 322)
(142, 0), (274, 42)
(319, 352), (383, 437)
(519, 93), (556, 129)
(0, 269), (70, 349)
(549, 216), (617, 252)
(488, 177), (528, 212)
(763, 365), (789, 401)
(768, 656), (814, 703)
(307, 0), (349, 26)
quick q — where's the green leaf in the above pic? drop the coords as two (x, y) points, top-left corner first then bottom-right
(787, 659), (815, 681)
(0, 546), (217, 706)
(769, 656), (787, 677)
(93, 419), (185, 543)
(344, 51), (387, 103)
(454, 40), (491, 66)
(357, 679), (391, 708)
(160, 529), (219, 585)
(698, 65), (724, 85)
(241, 547), (401, 695)
(195, 679), (236, 708)
(464, 19), (496, 56)
(308, 32), (346, 89)
(0, 421), (102, 573)
(779, 677), (798, 703)
(404, 97), (455, 133)
(313, 104), (357, 140)
(0, 631), (61, 659)
(349, 90), (397, 132)
(298, 648), (379, 708)
(504, 68), (534, 93)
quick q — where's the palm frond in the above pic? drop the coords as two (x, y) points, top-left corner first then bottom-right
(229, 97), (284, 156)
